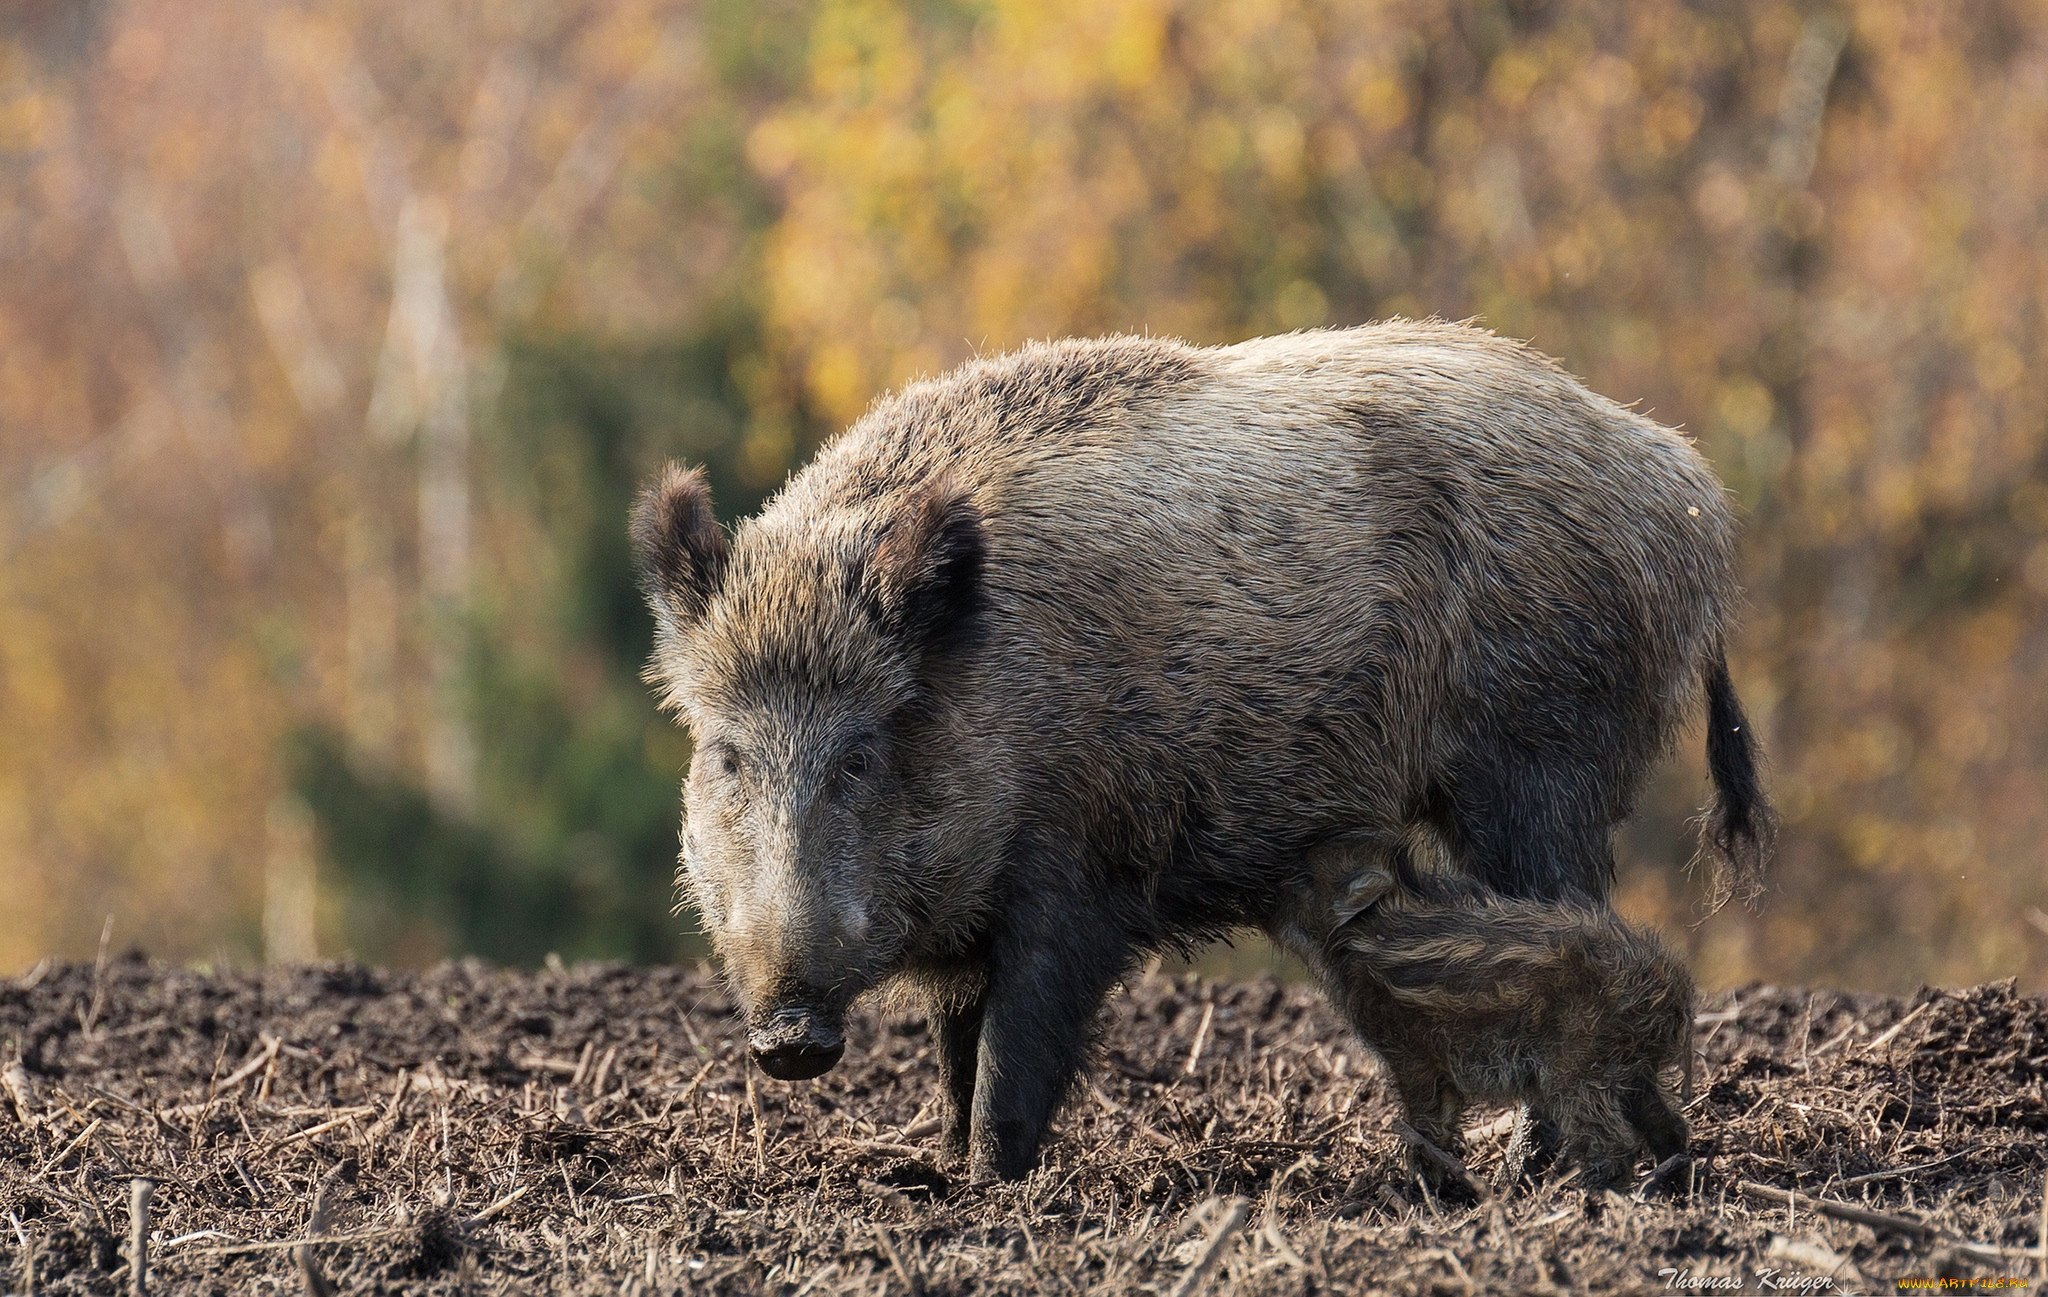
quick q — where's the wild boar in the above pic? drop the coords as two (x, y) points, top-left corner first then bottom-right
(1290, 857), (1694, 1190)
(631, 320), (1769, 1180)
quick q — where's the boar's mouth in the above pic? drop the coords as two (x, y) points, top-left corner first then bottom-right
(747, 1005), (846, 1081)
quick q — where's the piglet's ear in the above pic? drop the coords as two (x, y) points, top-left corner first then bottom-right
(864, 477), (985, 652)
(630, 462), (729, 638)
(1330, 867), (1398, 927)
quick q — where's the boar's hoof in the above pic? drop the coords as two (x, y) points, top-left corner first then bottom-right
(749, 1011), (845, 1081)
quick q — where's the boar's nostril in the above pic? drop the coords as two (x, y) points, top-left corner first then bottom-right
(747, 1008), (846, 1081)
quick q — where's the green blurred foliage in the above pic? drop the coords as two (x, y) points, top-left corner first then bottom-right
(1, 0), (2045, 989)
(290, 325), (773, 965)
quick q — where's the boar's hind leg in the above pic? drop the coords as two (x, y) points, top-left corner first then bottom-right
(1429, 762), (1620, 902)
(969, 907), (1131, 1181)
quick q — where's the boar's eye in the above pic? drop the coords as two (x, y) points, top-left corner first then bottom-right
(705, 743), (742, 777)
(835, 737), (883, 788)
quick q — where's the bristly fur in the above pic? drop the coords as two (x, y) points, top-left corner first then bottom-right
(1301, 865), (1695, 1189)
(629, 320), (1767, 1180)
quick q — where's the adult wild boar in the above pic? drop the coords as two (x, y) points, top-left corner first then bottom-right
(632, 320), (1771, 1181)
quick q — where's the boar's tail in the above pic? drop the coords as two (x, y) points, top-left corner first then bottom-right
(1698, 648), (1775, 906)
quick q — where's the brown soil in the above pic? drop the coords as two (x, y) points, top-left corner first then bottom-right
(0, 956), (2042, 1295)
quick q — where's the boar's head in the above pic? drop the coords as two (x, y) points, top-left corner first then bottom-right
(630, 463), (984, 1080)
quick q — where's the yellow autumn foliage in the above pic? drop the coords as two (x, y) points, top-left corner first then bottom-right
(2, 0), (2044, 990)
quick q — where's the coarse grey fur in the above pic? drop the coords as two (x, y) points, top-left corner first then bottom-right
(632, 320), (1769, 1180)
(1294, 859), (1695, 1190)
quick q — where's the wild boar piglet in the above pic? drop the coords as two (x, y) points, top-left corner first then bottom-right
(1316, 864), (1694, 1190)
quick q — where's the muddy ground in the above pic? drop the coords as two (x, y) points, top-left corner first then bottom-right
(0, 956), (2042, 1295)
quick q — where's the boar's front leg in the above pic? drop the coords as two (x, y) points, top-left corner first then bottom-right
(968, 901), (1131, 1181)
(928, 992), (986, 1158)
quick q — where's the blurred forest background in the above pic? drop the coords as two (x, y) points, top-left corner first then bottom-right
(2, 0), (2044, 991)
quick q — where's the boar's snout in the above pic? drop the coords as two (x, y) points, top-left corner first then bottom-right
(748, 1006), (845, 1081)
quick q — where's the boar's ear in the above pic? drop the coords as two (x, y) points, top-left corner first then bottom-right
(863, 477), (984, 652)
(630, 463), (729, 636)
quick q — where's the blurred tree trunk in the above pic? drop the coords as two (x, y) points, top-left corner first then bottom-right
(398, 197), (479, 816)
(1757, 9), (1848, 761)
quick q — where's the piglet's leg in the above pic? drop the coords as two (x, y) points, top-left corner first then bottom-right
(968, 903), (1130, 1182)
(1383, 1053), (1468, 1185)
